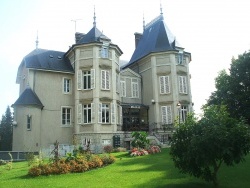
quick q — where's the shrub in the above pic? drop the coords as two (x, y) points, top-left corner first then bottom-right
(28, 166), (42, 176)
(28, 153), (111, 176)
(103, 145), (113, 153)
(130, 148), (149, 157)
(113, 147), (127, 152)
(131, 131), (149, 149)
(100, 154), (116, 165)
(147, 145), (161, 154)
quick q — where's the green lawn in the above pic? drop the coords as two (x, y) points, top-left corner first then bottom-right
(0, 149), (249, 188)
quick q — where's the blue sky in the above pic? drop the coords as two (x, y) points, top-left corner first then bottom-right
(1, 0), (250, 118)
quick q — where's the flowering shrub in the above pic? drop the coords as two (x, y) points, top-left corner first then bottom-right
(130, 148), (149, 157)
(147, 145), (161, 154)
(28, 153), (115, 177)
(130, 145), (161, 157)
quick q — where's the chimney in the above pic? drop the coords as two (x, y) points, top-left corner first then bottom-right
(134, 32), (142, 48)
(75, 32), (85, 43)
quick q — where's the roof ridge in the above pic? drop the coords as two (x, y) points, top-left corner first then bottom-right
(145, 15), (163, 30)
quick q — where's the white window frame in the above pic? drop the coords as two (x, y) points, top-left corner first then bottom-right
(101, 70), (110, 90)
(159, 76), (170, 94)
(161, 106), (172, 124)
(61, 107), (72, 127)
(83, 70), (91, 90)
(179, 76), (188, 94)
(63, 78), (71, 94)
(131, 79), (139, 98)
(83, 104), (91, 124)
(180, 106), (188, 123)
(98, 103), (110, 124)
(102, 139), (111, 145)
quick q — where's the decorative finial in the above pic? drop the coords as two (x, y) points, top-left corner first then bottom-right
(35, 31), (39, 50)
(160, 0), (163, 15)
(143, 13), (145, 31)
(93, 5), (96, 27)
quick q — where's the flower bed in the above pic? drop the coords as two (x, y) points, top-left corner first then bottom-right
(28, 154), (115, 177)
(129, 145), (161, 157)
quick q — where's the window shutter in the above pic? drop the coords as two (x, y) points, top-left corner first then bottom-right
(119, 105), (123, 125)
(77, 104), (82, 124)
(161, 106), (167, 124)
(91, 103), (95, 123)
(179, 76), (183, 93)
(121, 81), (126, 97)
(101, 70), (105, 89)
(98, 103), (102, 123)
(166, 106), (172, 124)
(91, 69), (95, 89)
(106, 71), (110, 90)
(162, 106), (172, 124)
(183, 76), (187, 94)
(116, 74), (120, 93)
(111, 103), (116, 124)
(77, 70), (82, 90)
(159, 76), (165, 94)
(165, 76), (170, 93)
(135, 83), (139, 98)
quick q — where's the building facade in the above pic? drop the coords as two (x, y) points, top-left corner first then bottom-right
(12, 13), (192, 152)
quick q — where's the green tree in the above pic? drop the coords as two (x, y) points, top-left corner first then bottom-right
(0, 106), (13, 151)
(207, 51), (250, 124)
(170, 105), (250, 187)
(131, 131), (149, 149)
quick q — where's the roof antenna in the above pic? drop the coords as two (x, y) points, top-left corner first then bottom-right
(35, 30), (39, 50)
(160, 0), (163, 15)
(93, 5), (96, 27)
(143, 12), (145, 31)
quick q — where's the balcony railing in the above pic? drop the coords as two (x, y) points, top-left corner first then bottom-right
(122, 123), (149, 132)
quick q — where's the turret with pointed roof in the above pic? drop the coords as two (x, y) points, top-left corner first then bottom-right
(124, 14), (183, 68)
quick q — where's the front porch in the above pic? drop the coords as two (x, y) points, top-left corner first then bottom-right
(121, 103), (149, 132)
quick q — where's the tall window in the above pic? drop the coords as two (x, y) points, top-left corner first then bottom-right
(159, 76), (170, 94)
(83, 71), (91, 89)
(180, 106), (188, 123)
(63, 78), (71, 93)
(179, 76), (188, 94)
(27, 115), (32, 130)
(131, 79), (139, 98)
(83, 104), (91, 123)
(101, 70), (110, 90)
(98, 104), (110, 123)
(62, 107), (72, 126)
(121, 81), (126, 97)
(77, 69), (95, 90)
(161, 106), (172, 124)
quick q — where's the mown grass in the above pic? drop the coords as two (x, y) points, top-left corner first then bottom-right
(0, 148), (250, 188)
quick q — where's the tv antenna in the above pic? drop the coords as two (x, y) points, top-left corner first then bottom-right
(71, 19), (82, 33)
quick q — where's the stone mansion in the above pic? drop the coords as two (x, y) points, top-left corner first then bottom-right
(12, 12), (192, 152)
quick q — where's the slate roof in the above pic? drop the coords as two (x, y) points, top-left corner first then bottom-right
(77, 26), (110, 44)
(22, 49), (74, 73)
(12, 86), (44, 109)
(124, 14), (180, 68)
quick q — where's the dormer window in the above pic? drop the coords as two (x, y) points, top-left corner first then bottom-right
(101, 46), (109, 58)
(100, 42), (110, 58)
(177, 52), (183, 64)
